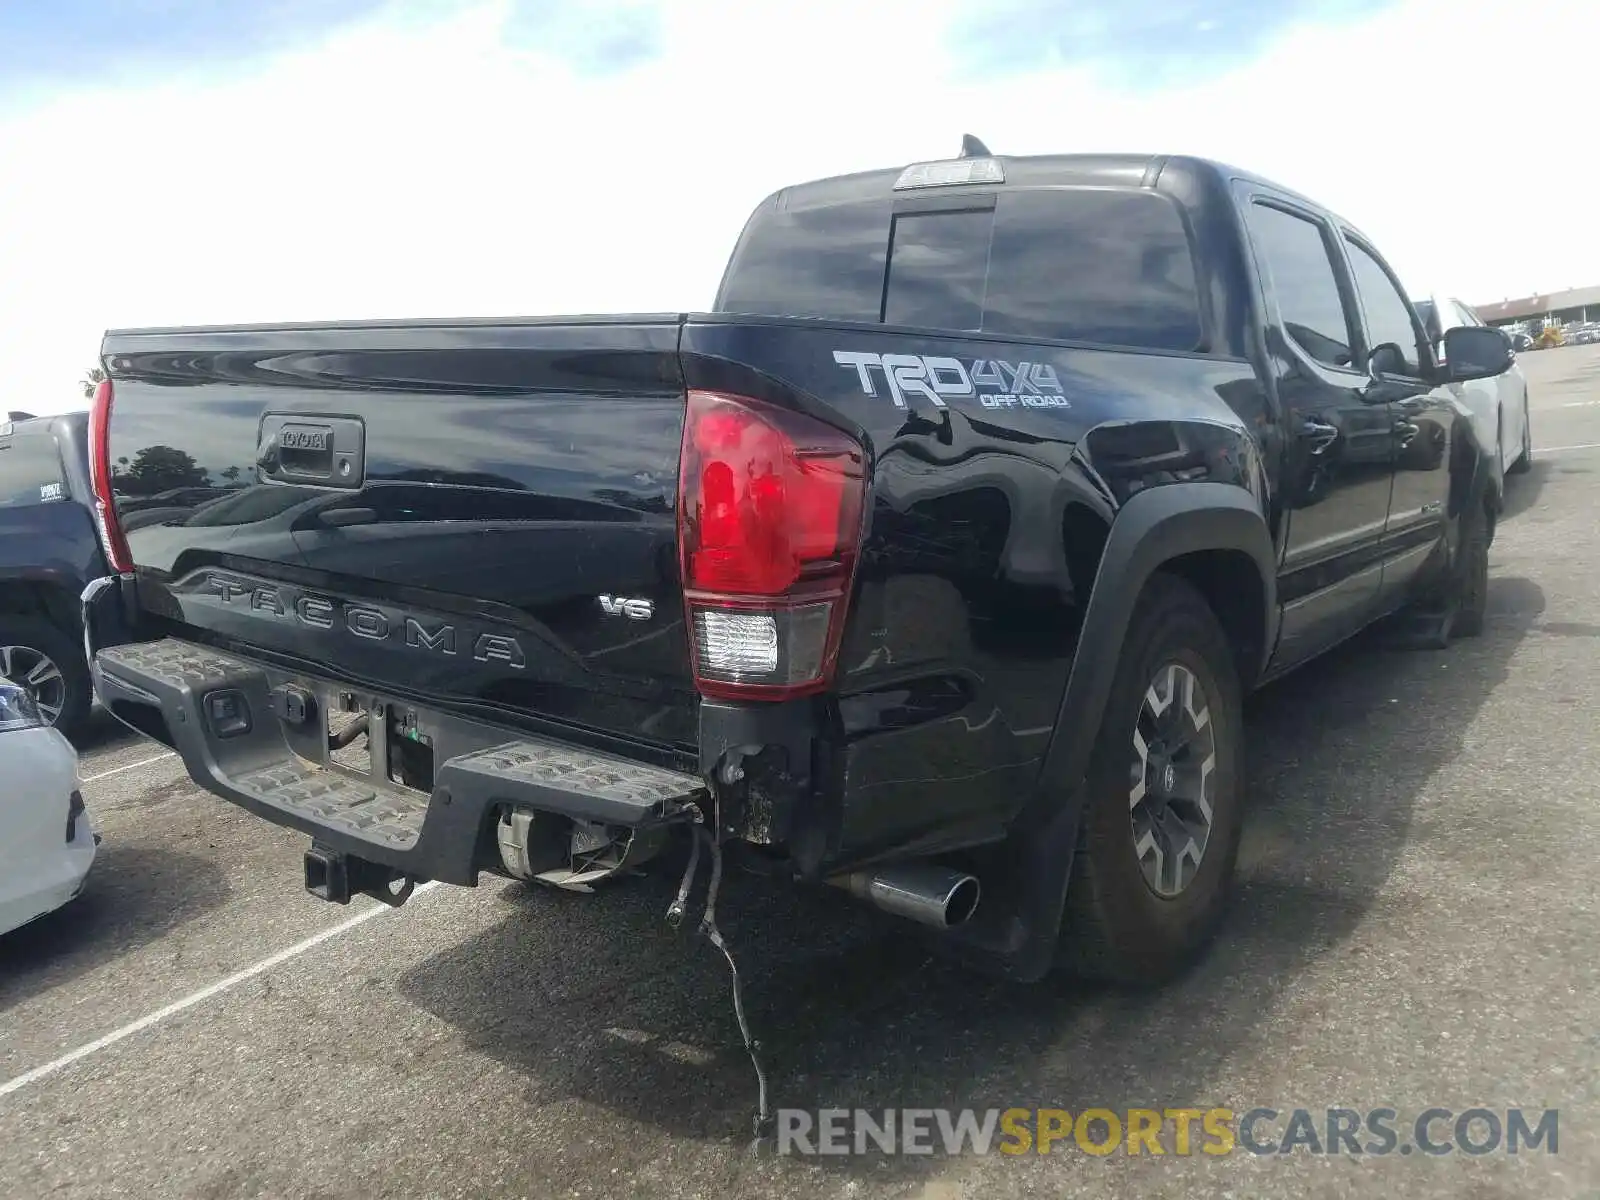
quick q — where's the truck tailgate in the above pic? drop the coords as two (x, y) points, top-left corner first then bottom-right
(102, 317), (696, 752)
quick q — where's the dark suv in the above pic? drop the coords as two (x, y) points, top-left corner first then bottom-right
(0, 410), (106, 737)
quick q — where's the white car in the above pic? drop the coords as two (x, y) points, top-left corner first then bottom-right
(0, 679), (97, 935)
(1415, 294), (1533, 486)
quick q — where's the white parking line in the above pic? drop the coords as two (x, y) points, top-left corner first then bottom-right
(0, 881), (441, 1101)
(79, 751), (177, 784)
(1536, 441), (1600, 454)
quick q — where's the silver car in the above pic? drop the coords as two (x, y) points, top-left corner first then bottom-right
(1414, 295), (1533, 488)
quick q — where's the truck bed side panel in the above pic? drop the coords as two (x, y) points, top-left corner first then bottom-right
(680, 316), (1267, 859)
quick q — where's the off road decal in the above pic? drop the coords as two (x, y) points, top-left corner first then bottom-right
(832, 350), (1069, 410)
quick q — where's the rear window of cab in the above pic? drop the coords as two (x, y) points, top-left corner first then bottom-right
(716, 186), (1203, 354)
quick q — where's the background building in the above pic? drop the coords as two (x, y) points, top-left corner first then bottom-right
(1473, 286), (1600, 330)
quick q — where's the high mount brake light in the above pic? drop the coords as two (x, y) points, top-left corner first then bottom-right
(677, 390), (866, 701)
(88, 377), (133, 574)
(893, 157), (1005, 190)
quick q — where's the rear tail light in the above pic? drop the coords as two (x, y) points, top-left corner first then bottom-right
(87, 376), (133, 574)
(677, 390), (867, 700)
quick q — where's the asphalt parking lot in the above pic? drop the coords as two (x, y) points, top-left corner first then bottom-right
(5, 346), (1600, 1200)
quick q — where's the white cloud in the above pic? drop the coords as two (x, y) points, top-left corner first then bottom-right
(1, 0), (1594, 416)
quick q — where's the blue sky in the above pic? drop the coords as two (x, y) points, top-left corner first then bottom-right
(1, 0), (1389, 101)
(950, 0), (1393, 88)
(0, 0), (662, 100)
(1, 0), (1593, 415)
(0, 0), (380, 98)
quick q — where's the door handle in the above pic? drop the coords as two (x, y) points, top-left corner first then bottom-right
(316, 507), (377, 528)
(1301, 417), (1340, 455)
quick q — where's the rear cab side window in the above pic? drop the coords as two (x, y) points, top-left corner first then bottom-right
(1343, 235), (1428, 377)
(1243, 201), (1358, 370)
(718, 186), (1205, 354)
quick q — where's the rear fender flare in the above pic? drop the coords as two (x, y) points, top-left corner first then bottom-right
(1040, 481), (1277, 797)
(948, 482), (1276, 981)
(1449, 436), (1497, 555)
(1450, 403), (1498, 520)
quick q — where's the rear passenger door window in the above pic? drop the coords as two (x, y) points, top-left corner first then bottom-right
(1344, 237), (1427, 377)
(1244, 202), (1357, 369)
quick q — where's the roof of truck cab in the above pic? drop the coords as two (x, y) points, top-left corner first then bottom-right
(762, 151), (1355, 233)
(0, 410), (87, 440)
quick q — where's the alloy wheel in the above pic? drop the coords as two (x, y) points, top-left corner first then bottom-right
(0, 644), (67, 727)
(1129, 661), (1218, 898)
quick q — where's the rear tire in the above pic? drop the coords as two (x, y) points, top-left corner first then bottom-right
(1060, 573), (1244, 986)
(0, 616), (92, 739)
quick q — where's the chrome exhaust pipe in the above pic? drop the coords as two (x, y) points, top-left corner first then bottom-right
(829, 863), (982, 930)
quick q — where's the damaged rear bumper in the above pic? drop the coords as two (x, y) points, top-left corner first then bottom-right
(89, 633), (707, 889)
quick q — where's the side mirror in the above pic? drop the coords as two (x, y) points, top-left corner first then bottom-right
(1441, 325), (1512, 382)
(1368, 342), (1409, 379)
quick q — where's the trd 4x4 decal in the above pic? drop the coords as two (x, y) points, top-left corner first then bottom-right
(832, 350), (1069, 410)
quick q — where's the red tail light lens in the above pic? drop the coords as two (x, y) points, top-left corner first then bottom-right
(88, 376), (133, 574)
(678, 390), (866, 700)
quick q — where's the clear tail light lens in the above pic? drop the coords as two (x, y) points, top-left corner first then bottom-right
(677, 390), (866, 701)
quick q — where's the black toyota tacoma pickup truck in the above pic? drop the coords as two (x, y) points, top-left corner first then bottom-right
(83, 145), (1512, 992)
(0, 409), (107, 737)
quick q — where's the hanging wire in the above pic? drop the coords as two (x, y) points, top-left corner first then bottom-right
(665, 816), (702, 928)
(660, 804), (773, 1148)
(696, 824), (772, 1148)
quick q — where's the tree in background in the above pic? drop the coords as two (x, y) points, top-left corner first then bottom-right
(80, 367), (106, 400)
(115, 445), (209, 496)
